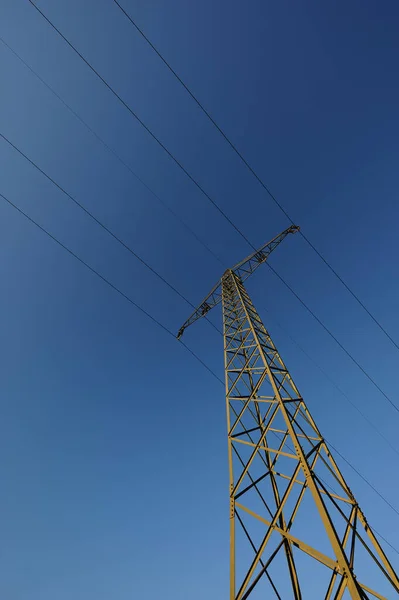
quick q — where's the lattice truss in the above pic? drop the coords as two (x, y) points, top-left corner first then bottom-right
(222, 271), (399, 600)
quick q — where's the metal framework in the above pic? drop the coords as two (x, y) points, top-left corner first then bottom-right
(178, 227), (399, 599)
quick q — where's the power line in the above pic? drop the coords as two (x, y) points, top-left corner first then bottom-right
(373, 529), (399, 557)
(27, 0), (255, 251)
(3, 187), (398, 560)
(0, 131), (220, 338)
(0, 190), (221, 385)
(26, 0), (399, 422)
(3, 30), (398, 463)
(18, 0), (399, 540)
(260, 303), (399, 456)
(2, 37), (397, 463)
(5, 122), (399, 504)
(10, 8), (399, 548)
(0, 36), (224, 269)
(326, 438), (399, 520)
(111, 0), (399, 354)
(301, 235), (399, 352)
(3, 3), (398, 574)
(267, 262), (399, 415)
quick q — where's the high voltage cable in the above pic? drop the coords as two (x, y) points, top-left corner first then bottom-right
(2, 35), (398, 458)
(261, 304), (399, 456)
(373, 530), (399, 557)
(2, 187), (399, 558)
(0, 31), (399, 454)
(4, 122), (399, 460)
(27, 0), (255, 251)
(0, 36), (224, 269)
(326, 438), (399, 520)
(14, 0), (399, 538)
(111, 0), (399, 354)
(0, 131), (221, 338)
(26, 0), (399, 420)
(0, 190), (221, 385)
(3, 1), (399, 570)
(267, 263), (399, 415)
(3, 35), (398, 464)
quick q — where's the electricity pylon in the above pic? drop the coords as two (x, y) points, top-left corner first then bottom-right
(178, 226), (399, 599)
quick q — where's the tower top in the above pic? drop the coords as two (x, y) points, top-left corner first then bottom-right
(177, 225), (299, 339)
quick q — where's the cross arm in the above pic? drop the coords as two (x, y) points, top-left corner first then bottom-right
(231, 224), (299, 283)
(177, 224), (299, 339)
(177, 278), (222, 339)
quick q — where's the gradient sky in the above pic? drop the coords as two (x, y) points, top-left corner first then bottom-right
(0, 1), (399, 598)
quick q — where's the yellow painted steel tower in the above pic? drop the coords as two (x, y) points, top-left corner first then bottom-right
(178, 226), (399, 599)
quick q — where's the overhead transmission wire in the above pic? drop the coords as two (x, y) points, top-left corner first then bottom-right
(0, 189), (220, 385)
(5, 117), (399, 465)
(15, 1), (399, 552)
(3, 32), (398, 455)
(266, 263), (399, 416)
(261, 305), (399, 457)
(27, 0), (399, 419)
(2, 189), (398, 559)
(27, 0), (254, 251)
(3, 147), (399, 563)
(18, 0), (398, 520)
(111, 0), (399, 354)
(16, 0), (399, 519)
(0, 131), (222, 337)
(0, 36), (224, 269)
(326, 438), (399, 521)
(3, 28), (398, 463)
(3, 117), (399, 549)
(4, 116), (399, 457)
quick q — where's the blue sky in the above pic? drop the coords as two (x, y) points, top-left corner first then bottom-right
(0, 0), (399, 598)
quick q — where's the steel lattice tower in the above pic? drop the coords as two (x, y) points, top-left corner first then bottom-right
(178, 226), (399, 599)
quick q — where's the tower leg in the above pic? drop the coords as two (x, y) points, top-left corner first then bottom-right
(222, 270), (398, 599)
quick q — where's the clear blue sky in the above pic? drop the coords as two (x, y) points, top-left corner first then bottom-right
(0, 0), (398, 598)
